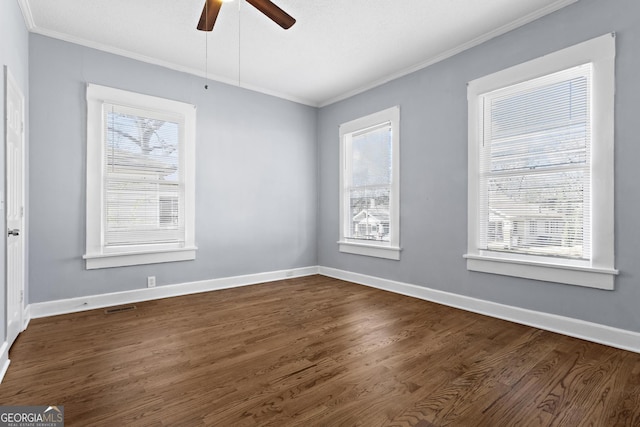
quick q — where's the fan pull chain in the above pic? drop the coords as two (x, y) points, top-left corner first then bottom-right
(204, 0), (209, 90)
(204, 32), (210, 89)
(237, 0), (242, 87)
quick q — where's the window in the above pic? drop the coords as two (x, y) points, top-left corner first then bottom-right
(338, 106), (400, 260)
(465, 33), (617, 289)
(84, 84), (196, 269)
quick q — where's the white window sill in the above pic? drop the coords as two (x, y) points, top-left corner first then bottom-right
(84, 246), (197, 269)
(463, 253), (618, 290)
(338, 241), (401, 260)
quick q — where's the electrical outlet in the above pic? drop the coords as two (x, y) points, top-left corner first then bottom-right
(147, 276), (156, 288)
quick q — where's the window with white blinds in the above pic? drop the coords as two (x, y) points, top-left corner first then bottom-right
(84, 84), (196, 269)
(104, 105), (184, 248)
(466, 33), (617, 289)
(339, 106), (400, 260)
(479, 65), (591, 260)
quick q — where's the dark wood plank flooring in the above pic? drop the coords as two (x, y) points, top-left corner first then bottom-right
(1, 275), (639, 426)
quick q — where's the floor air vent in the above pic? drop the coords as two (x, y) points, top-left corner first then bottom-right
(104, 305), (136, 314)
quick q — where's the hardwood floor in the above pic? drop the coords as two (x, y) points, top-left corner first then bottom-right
(1, 275), (639, 426)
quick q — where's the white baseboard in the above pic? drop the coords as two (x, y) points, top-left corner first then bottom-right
(318, 266), (640, 354)
(0, 341), (10, 384)
(24, 264), (640, 354)
(30, 266), (319, 319)
(22, 305), (31, 331)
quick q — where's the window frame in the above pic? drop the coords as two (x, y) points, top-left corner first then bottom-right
(84, 84), (197, 269)
(465, 33), (617, 290)
(338, 106), (401, 260)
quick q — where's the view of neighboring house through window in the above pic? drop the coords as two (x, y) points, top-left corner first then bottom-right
(465, 33), (617, 289)
(481, 65), (591, 259)
(84, 84), (196, 269)
(349, 123), (391, 241)
(339, 106), (400, 260)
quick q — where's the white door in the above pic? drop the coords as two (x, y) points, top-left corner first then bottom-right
(5, 68), (25, 348)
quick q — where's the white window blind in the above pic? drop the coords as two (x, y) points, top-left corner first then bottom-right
(345, 122), (392, 242)
(479, 64), (592, 260)
(104, 104), (185, 249)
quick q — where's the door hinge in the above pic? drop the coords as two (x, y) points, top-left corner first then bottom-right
(20, 206), (24, 217)
(20, 290), (24, 303)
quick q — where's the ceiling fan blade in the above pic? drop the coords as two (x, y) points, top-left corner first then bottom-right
(246, 0), (296, 29)
(197, 0), (223, 32)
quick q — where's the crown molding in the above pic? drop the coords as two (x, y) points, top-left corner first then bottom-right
(18, 0), (578, 108)
(318, 0), (580, 107)
(26, 25), (319, 107)
(17, 0), (36, 30)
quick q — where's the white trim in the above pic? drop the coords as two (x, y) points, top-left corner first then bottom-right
(318, 267), (640, 354)
(466, 33), (616, 288)
(85, 84), (197, 269)
(339, 106), (400, 260)
(0, 341), (10, 384)
(464, 254), (617, 290)
(84, 247), (197, 269)
(337, 241), (401, 260)
(17, 0), (36, 30)
(18, 265), (640, 362)
(22, 304), (30, 331)
(20, 0), (576, 108)
(30, 266), (319, 319)
(319, 0), (579, 107)
(25, 26), (317, 107)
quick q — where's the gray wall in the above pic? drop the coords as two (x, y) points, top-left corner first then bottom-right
(318, 0), (640, 333)
(1, 0), (29, 342)
(28, 35), (317, 303)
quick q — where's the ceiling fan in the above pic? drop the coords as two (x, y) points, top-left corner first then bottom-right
(197, 0), (296, 32)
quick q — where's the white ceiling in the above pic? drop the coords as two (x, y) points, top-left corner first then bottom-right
(19, 0), (577, 106)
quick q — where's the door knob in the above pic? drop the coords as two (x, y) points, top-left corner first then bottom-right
(7, 228), (19, 236)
